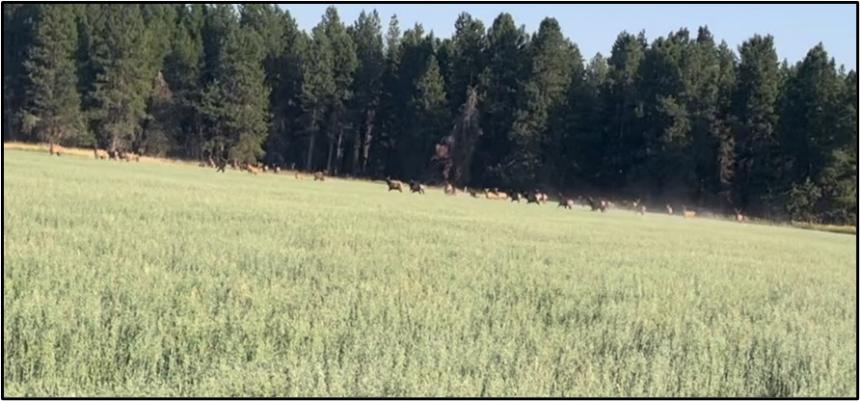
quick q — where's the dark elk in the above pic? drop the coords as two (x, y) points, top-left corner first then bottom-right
(314, 171), (326, 181)
(558, 194), (574, 209)
(510, 192), (523, 203)
(527, 191), (542, 204)
(409, 181), (426, 194)
(587, 197), (607, 212)
(385, 178), (404, 192)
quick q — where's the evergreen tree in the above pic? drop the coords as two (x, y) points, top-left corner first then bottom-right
(600, 31), (648, 190)
(436, 86), (482, 185)
(162, 4), (205, 158)
(264, 10), (307, 168)
(3, 4), (38, 140)
(21, 4), (83, 145)
(509, 18), (579, 186)
(447, 13), (486, 114)
(88, 4), (151, 151)
(321, 6), (358, 174)
(731, 34), (781, 215)
(403, 54), (449, 179)
(300, 23), (335, 171)
(348, 10), (385, 175)
(473, 13), (528, 185)
(203, 26), (270, 164)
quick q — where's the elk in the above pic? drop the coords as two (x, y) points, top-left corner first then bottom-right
(557, 195), (574, 209)
(638, 204), (647, 215)
(682, 205), (696, 219)
(467, 187), (479, 197)
(92, 146), (108, 160)
(527, 191), (541, 204)
(313, 171), (326, 181)
(107, 149), (118, 160)
(272, 166), (281, 174)
(215, 158), (227, 173)
(385, 178), (403, 192)
(734, 209), (746, 222)
(587, 197), (607, 212)
(666, 204), (674, 215)
(243, 163), (261, 175)
(510, 192), (523, 203)
(409, 181), (426, 194)
(48, 142), (64, 156)
(491, 188), (508, 200)
(537, 192), (548, 204)
(444, 183), (456, 195)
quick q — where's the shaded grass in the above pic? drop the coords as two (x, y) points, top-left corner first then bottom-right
(2, 149), (857, 397)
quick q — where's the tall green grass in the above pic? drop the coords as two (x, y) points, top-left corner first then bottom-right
(3, 149), (856, 397)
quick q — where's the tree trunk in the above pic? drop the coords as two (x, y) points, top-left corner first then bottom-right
(334, 124), (344, 175)
(360, 109), (376, 175)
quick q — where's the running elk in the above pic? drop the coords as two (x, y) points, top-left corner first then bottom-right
(385, 178), (404, 192)
(49, 142), (64, 156)
(682, 205), (696, 219)
(314, 171), (326, 181)
(666, 204), (674, 215)
(409, 181), (426, 194)
(558, 195), (575, 209)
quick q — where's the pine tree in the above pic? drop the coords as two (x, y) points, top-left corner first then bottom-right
(447, 13), (486, 115)
(205, 26), (270, 164)
(731, 34), (781, 215)
(265, 10), (307, 168)
(599, 32), (648, 190)
(508, 18), (579, 186)
(473, 12), (528, 185)
(162, 4), (205, 158)
(321, 7), (358, 174)
(348, 10), (385, 175)
(21, 4), (83, 145)
(3, 4), (39, 140)
(301, 23), (335, 171)
(404, 54), (449, 179)
(88, 5), (151, 151)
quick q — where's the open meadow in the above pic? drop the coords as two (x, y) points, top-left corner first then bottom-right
(2, 148), (857, 397)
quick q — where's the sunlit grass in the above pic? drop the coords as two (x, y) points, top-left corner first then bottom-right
(3, 149), (856, 397)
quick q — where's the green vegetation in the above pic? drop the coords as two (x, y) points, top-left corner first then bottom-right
(3, 149), (856, 397)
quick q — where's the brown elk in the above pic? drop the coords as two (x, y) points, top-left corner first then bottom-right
(385, 178), (403, 192)
(243, 163), (261, 175)
(314, 171), (326, 181)
(491, 188), (508, 200)
(527, 191), (541, 204)
(409, 181), (426, 194)
(49, 142), (64, 156)
(215, 158), (227, 173)
(444, 183), (456, 195)
(92, 145), (108, 159)
(682, 205), (696, 219)
(510, 192), (523, 203)
(467, 186), (479, 197)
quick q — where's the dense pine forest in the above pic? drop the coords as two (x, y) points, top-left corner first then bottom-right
(2, 4), (856, 224)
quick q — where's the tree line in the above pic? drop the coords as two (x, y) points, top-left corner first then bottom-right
(2, 4), (856, 223)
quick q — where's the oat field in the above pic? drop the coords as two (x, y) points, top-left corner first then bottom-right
(2, 148), (856, 397)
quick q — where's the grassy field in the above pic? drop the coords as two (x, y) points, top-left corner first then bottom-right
(2, 148), (856, 397)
